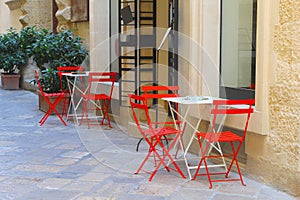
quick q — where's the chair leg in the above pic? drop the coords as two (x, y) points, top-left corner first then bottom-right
(52, 109), (67, 126)
(135, 138), (172, 181)
(161, 140), (185, 179)
(148, 149), (171, 181)
(40, 99), (57, 125)
(80, 100), (90, 128)
(52, 106), (67, 126)
(203, 157), (213, 189)
(61, 97), (70, 118)
(40, 105), (52, 124)
(173, 134), (183, 159)
(149, 135), (186, 181)
(40, 109), (52, 125)
(135, 146), (155, 175)
(135, 139), (160, 175)
(194, 138), (246, 188)
(193, 157), (203, 180)
(193, 136), (214, 188)
(225, 142), (237, 176)
(86, 104), (90, 129)
(40, 96), (66, 126)
(101, 100), (112, 128)
(79, 101), (85, 126)
(100, 100), (106, 125)
(51, 96), (66, 126)
(225, 141), (246, 186)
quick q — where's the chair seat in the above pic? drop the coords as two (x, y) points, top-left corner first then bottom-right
(82, 93), (110, 100)
(197, 131), (242, 142)
(44, 92), (65, 97)
(151, 120), (181, 126)
(143, 126), (179, 138)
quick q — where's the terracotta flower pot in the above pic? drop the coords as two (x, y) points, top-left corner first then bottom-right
(0, 73), (20, 90)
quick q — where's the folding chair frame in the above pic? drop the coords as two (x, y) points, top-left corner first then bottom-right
(80, 72), (117, 128)
(136, 85), (182, 153)
(34, 70), (67, 126)
(193, 99), (254, 188)
(129, 94), (186, 181)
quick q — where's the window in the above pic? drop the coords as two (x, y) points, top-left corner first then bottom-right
(220, 0), (257, 99)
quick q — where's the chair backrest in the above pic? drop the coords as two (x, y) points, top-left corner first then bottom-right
(128, 94), (153, 134)
(34, 70), (48, 99)
(142, 85), (179, 99)
(141, 85), (180, 122)
(210, 99), (255, 140)
(86, 72), (118, 97)
(57, 66), (84, 91)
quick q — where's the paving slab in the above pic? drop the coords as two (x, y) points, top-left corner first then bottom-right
(0, 89), (298, 200)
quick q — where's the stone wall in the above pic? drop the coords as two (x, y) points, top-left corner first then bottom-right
(18, 0), (52, 90)
(55, 0), (90, 48)
(0, 0), (23, 33)
(247, 0), (300, 196)
(18, 0), (90, 89)
(19, 0), (52, 29)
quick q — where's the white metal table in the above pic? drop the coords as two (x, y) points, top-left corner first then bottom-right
(162, 96), (227, 179)
(62, 72), (89, 125)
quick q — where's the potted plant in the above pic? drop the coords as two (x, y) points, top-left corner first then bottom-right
(32, 29), (88, 113)
(33, 29), (88, 91)
(0, 28), (28, 89)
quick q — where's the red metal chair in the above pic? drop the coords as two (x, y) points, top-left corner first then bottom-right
(136, 85), (182, 153)
(128, 94), (186, 181)
(193, 99), (255, 188)
(80, 72), (117, 128)
(34, 70), (67, 126)
(57, 66), (84, 117)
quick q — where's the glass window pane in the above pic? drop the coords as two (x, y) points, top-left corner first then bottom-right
(221, 0), (256, 89)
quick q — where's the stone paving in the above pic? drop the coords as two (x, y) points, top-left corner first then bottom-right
(0, 88), (298, 200)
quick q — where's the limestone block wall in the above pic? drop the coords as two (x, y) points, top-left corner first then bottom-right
(19, 0), (52, 29)
(55, 0), (90, 48)
(271, 0), (300, 195)
(55, 0), (71, 32)
(247, 0), (300, 196)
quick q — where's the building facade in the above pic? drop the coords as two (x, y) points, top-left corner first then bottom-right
(0, 0), (299, 196)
